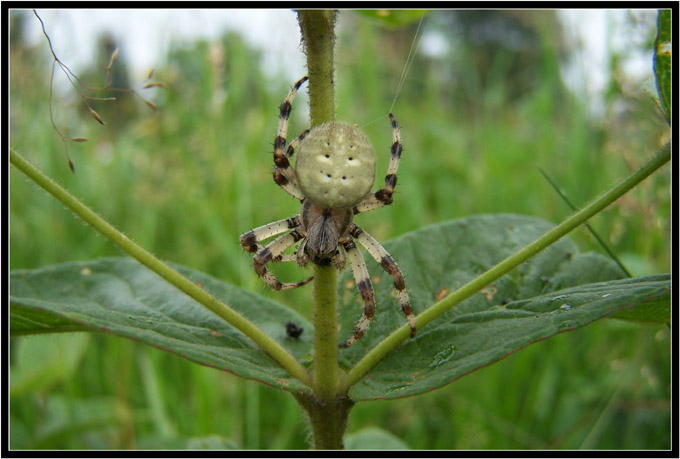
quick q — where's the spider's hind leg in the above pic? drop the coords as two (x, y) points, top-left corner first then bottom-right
(353, 113), (404, 214)
(273, 130), (309, 200)
(374, 113), (403, 205)
(254, 231), (313, 290)
(240, 216), (301, 254)
(245, 220), (313, 290)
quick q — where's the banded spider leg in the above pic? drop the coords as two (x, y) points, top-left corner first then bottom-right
(240, 216), (313, 290)
(340, 223), (415, 348)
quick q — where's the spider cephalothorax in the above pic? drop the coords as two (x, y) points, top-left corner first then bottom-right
(240, 76), (415, 347)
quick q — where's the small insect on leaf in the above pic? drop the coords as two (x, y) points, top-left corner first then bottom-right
(89, 108), (106, 125)
(285, 322), (303, 339)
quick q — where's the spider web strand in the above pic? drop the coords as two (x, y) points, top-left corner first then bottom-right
(389, 15), (428, 114)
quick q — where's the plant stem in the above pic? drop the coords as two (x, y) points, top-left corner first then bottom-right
(312, 263), (339, 401)
(298, 10), (336, 127)
(294, 392), (354, 450)
(342, 141), (671, 391)
(297, 9), (350, 450)
(9, 148), (312, 388)
(297, 9), (341, 399)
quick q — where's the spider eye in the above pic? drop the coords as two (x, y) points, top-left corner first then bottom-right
(325, 154), (330, 158)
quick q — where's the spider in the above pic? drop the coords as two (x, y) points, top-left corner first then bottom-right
(240, 76), (416, 348)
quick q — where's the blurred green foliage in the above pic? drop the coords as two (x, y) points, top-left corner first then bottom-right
(9, 9), (669, 450)
(653, 9), (671, 123)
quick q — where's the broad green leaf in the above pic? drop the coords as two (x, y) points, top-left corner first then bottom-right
(551, 253), (668, 324)
(654, 9), (671, 123)
(345, 427), (409, 450)
(10, 258), (313, 392)
(10, 302), (93, 335)
(610, 295), (670, 323)
(337, 215), (669, 400)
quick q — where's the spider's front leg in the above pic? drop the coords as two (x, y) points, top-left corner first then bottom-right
(240, 216), (313, 290)
(272, 76), (309, 201)
(349, 224), (416, 338)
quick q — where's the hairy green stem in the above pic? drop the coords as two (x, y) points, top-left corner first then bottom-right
(297, 9), (349, 450)
(297, 9), (341, 399)
(312, 264), (339, 401)
(9, 148), (312, 388)
(294, 392), (354, 450)
(298, 10), (336, 127)
(342, 142), (671, 390)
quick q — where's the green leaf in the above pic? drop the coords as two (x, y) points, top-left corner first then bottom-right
(337, 215), (669, 400)
(550, 253), (668, 324)
(654, 9), (671, 123)
(10, 303), (93, 335)
(345, 427), (409, 450)
(610, 295), (670, 323)
(10, 258), (312, 392)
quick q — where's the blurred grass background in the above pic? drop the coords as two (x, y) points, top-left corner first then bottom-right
(9, 9), (670, 449)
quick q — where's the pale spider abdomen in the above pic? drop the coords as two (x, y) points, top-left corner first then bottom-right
(295, 122), (376, 209)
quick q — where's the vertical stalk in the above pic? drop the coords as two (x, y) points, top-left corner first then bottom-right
(298, 10), (336, 127)
(297, 9), (351, 450)
(312, 264), (339, 401)
(298, 9), (339, 398)
(294, 391), (354, 450)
